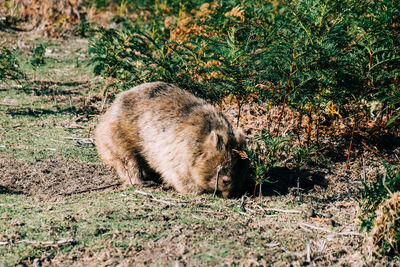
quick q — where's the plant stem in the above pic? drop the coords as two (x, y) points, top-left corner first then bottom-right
(345, 119), (356, 172)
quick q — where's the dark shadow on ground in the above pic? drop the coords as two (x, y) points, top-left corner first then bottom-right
(319, 123), (400, 164)
(7, 80), (91, 96)
(0, 185), (22, 194)
(245, 167), (328, 197)
(4, 107), (70, 116)
(4, 104), (100, 116)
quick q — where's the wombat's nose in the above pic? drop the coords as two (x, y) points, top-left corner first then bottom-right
(221, 176), (231, 187)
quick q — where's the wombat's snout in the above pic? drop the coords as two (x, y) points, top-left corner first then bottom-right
(221, 175), (232, 188)
(218, 175), (233, 198)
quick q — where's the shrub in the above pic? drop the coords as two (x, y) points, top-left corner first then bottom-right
(0, 46), (24, 83)
(87, 0), (399, 155)
(30, 44), (46, 68)
(245, 129), (292, 196)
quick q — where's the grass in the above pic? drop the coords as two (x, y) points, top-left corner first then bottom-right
(0, 35), (99, 163)
(0, 188), (315, 265)
(0, 32), (397, 265)
(0, 112), (98, 162)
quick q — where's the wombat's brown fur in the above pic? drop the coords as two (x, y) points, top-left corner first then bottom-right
(95, 82), (248, 197)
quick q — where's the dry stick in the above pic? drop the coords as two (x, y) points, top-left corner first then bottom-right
(362, 154), (367, 183)
(257, 205), (301, 214)
(100, 91), (108, 112)
(325, 231), (363, 238)
(236, 99), (241, 128)
(267, 88), (274, 132)
(345, 119), (356, 172)
(265, 242), (280, 248)
(299, 222), (331, 233)
(265, 208), (302, 214)
(212, 165), (222, 197)
(275, 90), (288, 135)
(62, 137), (94, 141)
(306, 243), (311, 263)
(306, 106), (312, 147)
(315, 90), (322, 153)
(253, 182), (258, 198)
(275, 41), (296, 135)
(134, 190), (184, 206)
(0, 238), (74, 246)
(62, 183), (121, 196)
(362, 141), (390, 162)
(297, 112), (303, 144)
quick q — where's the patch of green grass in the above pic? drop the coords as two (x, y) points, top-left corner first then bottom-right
(0, 112), (98, 162)
(0, 187), (313, 265)
(0, 37), (100, 163)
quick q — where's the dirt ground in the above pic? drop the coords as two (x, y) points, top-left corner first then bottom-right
(0, 156), (118, 198)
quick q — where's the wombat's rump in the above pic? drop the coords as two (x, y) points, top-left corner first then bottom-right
(95, 82), (248, 197)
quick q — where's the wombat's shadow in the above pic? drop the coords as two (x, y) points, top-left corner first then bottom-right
(132, 167), (328, 198)
(245, 167), (328, 197)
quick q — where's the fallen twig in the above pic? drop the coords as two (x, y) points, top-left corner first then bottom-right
(362, 155), (367, 183)
(62, 136), (94, 142)
(265, 242), (280, 248)
(306, 243), (311, 263)
(345, 120), (356, 172)
(134, 190), (186, 206)
(299, 222), (331, 233)
(62, 183), (121, 196)
(212, 165), (222, 197)
(0, 238), (74, 246)
(325, 231), (363, 238)
(259, 206), (302, 214)
(362, 141), (390, 162)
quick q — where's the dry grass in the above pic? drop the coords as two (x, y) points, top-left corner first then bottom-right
(370, 192), (400, 257)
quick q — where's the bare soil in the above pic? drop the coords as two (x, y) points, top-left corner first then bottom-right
(0, 156), (118, 198)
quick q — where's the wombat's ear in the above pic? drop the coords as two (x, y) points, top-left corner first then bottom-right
(207, 130), (223, 150)
(235, 128), (246, 148)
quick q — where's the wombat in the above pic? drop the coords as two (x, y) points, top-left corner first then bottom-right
(95, 82), (248, 197)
